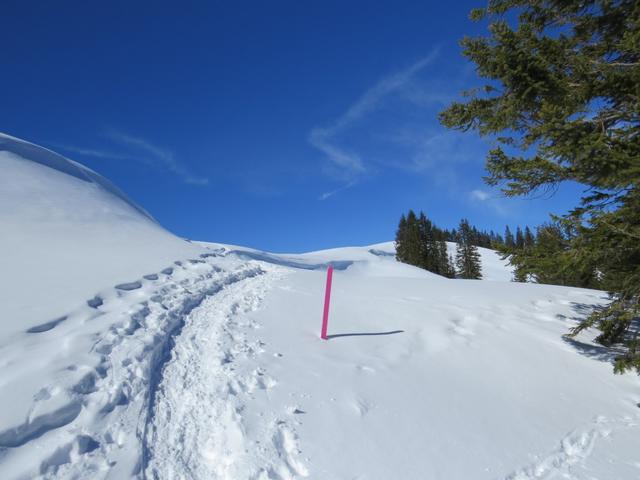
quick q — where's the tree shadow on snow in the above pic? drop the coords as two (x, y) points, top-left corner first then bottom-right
(559, 301), (632, 365)
(326, 330), (404, 340)
(561, 336), (626, 365)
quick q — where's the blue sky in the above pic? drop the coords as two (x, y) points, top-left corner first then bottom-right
(1, 0), (584, 252)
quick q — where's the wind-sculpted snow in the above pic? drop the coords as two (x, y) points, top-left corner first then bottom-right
(0, 133), (151, 220)
(227, 248), (354, 271)
(0, 133), (204, 338)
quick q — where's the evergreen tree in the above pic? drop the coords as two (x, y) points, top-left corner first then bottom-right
(455, 219), (483, 279)
(418, 212), (438, 272)
(403, 210), (422, 267)
(515, 227), (525, 249)
(523, 226), (535, 248)
(395, 214), (408, 263)
(440, 0), (640, 372)
(396, 211), (457, 277)
(508, 222), (599, 287)
(436, 239), (456, 278)
(504, 226), (515, 248)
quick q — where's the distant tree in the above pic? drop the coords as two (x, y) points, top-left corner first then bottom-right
(437, 239), (456, 278)
(515, 226), (525, 249)
(403, 210), (423, 266)
(455, 219), (483, 279)
(395, 214), (408, 262)
(523, 227), (535, 248)
(396, 211), (456, 277)
(418, 212), (437, 272)
(504, 226), (515, 248)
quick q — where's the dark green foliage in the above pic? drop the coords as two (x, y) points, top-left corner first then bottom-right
(438, 240), (457, 278)
(524, 227), (535, 248)
(515, 227), (524, 249)
(501, 221), (600, 287)
(395, 211), (455, 277)
(396, 210), (423, 267)
(440, 0), (640, 373)
(504, 226), (515, 248)
(455, 219), (483, 279)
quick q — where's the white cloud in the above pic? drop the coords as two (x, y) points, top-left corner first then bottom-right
(318, 181), (357, 201)
(53, 144), (133, 161)
(105, 130), (209, 186)
(469, 188), (512, 216)
(470, 189), (490, 201)
(308, 48), (498, 202)
(309, 50), (440, 179)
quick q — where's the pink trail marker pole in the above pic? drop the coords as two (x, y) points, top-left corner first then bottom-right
(320, 265), (334, 340)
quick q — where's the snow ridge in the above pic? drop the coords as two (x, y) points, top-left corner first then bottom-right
(0, 132), (152, 221)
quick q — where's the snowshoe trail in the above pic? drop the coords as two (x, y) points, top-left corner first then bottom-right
(143, 265), (308, 480)
(0, 251), (292, 479)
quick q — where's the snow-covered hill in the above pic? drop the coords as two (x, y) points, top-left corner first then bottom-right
(0, 133), (203, 338)
(1, 134), (639, 479)
(208, 240), (513, 282)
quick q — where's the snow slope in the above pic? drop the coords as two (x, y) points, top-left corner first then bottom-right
(164, 243), (640, 480)
(1, 134), (639, 479)
(0, 132), (203, 338)
(201, 240), (513, 282)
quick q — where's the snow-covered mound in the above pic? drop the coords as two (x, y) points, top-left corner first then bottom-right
(202, 239), (514, 281)
(0, 133), (202, 337)
(1, 134), (638, 479)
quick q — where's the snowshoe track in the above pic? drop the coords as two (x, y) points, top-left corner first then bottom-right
(0, 252), (282, 479)
(143, 266), (308, 480)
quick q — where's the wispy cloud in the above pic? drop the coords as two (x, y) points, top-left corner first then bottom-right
(105, 130), (208, 186)
(53, 144), (133, 161)
(308, 48), (493, 202)
(309, 50), (440, 179)
(469, 188), (510, 216)
(54, 132), (208, 186)
(470, 189), (490, 201)
(318, 181), (357, 201)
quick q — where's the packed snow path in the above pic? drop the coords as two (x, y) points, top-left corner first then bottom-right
(0, 250), (285, 478)
(144, 265), (308, 480)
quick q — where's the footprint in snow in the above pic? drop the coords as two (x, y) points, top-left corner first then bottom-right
(115, 281), (142, 291)
(26, 315), (67, 333)
(350, 397), (372, 417)
(87, 296), (103, 308)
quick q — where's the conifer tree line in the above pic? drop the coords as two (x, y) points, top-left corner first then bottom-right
(439, 0), (640, 373)
(499, 222), (600, 287)
(395, 211), (483, 279)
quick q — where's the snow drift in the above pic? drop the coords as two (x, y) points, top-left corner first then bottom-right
(0, 132), (202, 337)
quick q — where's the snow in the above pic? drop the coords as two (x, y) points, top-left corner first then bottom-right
(0, 132), (203, 338)
(1, 133), (639, 479)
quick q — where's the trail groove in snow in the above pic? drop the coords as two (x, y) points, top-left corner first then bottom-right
(0, 250), (271, 479)
(144, 266), (308, 480)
